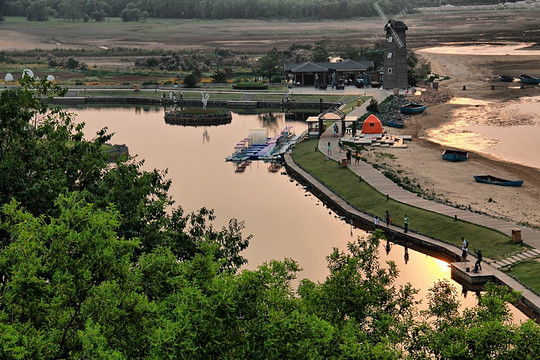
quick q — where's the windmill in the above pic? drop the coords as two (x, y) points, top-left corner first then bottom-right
(374, 2), (404, 48)
(373, 2), (409, 89)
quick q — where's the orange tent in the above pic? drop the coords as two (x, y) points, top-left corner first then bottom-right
(361, 114), (383, 134)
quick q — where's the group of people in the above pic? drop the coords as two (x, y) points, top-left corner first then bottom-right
(373, 211), (408, 233)
(161, 90), (183, 102)
(461, 237), (483, 272)
(334, 140), (361, 164)
(374, 216), (483, 272)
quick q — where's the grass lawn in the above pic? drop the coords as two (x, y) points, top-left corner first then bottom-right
(77, 89), (245, 101)
(292, 138), (523, 260)
(507, 260), (540, 295)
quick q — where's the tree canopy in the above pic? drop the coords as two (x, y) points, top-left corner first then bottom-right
(1, 79), (539, 358)
(3, 0), (513, 22)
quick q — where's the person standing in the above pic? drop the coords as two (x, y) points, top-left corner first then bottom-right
(461, 237), (468, 263)
(346, 150), (352, 164)
(374, 216), (379, 230)
(385, 210), (390, 226)
(473, 249), (482, 272)
(338, 139), (342, 153)
(327, 141), (332, 155)
(355, 150), (360, 164)
(404, 214), (409, 233)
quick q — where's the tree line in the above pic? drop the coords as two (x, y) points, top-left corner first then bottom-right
(0, 76), (539, 358)
(0, 0), (513, 22)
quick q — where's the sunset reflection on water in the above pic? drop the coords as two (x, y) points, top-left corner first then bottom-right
(74, 106), (528, 321)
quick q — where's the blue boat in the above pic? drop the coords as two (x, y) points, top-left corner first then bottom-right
(443, 149), (468, 162)
(519, 74), (540, 85)
(498, 75), (514, 82)
(386, 118), (405, 128)
(399, 103), (427, 115)
(473, 175), (523, 187)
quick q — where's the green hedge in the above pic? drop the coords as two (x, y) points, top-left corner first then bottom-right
(232, 82), (268, 90)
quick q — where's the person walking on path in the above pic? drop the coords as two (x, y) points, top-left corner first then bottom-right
(327, 141), (332, 155)
(355, 150), (360, 164)
(374, 216), (379, 230)
(404, 214), (409, 233)
(346, 150), (352, 164)
(461, 237), (468, 263)
(338, 139), (342, 153)
(385, 210), (390, 226)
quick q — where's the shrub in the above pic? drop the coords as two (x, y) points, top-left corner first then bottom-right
(232, 82), (268, 90)
(183, 73), (199, 88)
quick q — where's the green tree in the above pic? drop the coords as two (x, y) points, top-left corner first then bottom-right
(182, 73), (199, 87)
(26, 0), (50, 21)
(312, 37), (330, 62)
(258, 47), (283, 81)
(339, 44), (362, 61)
(211, 68), (232, 83)
(60, 0), (83, 21)
(1, 77), (540, 359)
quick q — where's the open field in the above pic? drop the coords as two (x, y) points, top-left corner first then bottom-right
(1, 9), (540, 56)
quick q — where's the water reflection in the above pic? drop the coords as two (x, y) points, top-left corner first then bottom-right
(72, 106), (528, 320)
(427, 96), (540, 170)
(420, 43), (540, 56)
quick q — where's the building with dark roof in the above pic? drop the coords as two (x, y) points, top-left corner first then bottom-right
(284, 59), (375, 87)
(383, 19), (408, 90)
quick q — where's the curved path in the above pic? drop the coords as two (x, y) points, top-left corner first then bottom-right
(283, 86), (540, 318)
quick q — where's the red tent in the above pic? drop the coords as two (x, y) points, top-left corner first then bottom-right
(361, 114), (383, 134)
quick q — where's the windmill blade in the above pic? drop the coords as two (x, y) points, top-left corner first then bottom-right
(374, 2), (404, 48)
(390, 27), (404, 48)
(374, 2), (388, 22)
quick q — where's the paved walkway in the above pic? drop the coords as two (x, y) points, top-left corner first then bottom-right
(313, 91), (540, 263)
(284, 86), (540, 316)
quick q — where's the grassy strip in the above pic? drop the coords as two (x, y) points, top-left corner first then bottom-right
(341, 95), (371, 113)
(292, 138), (522, 260)
(76, 90), (245, 101)
(507, 260), (540, 294)
(252, 94), (346, 102)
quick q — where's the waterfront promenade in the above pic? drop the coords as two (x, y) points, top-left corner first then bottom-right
(283, 85), (540, 318)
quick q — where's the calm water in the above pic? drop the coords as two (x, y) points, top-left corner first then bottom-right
(73, 106), (527, 318)
(428, 96), (540, 170)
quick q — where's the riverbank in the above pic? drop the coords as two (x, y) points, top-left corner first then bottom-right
(363, 49), (540, 229)
(286, 139), (540, 321)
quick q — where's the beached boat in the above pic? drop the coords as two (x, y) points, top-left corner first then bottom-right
(386, 119), (405, 128)
(399, 103), (427, 115)
(498, 75), (514, 82)
(473, 175), (523, 187)
(443, 149), (468, 162)
(519, 74), (540, 84)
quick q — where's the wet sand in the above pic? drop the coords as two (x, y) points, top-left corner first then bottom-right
(370, 47), (540, 228)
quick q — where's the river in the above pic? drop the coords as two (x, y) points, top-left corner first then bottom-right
(72, 106), (528, 319)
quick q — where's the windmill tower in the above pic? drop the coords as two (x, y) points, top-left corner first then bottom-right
(374, 3), (408, 90)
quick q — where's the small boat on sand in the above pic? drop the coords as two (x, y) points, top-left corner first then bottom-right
(386, 118), (405, 128)
(399, 103), (427, 115)
(473, 175), (523, 187)
(443, 149), (468, 162)
(498, 75), (514, 82)
(519, 74), (540, 85)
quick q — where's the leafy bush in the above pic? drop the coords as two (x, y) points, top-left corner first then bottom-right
(183, 73), (199, 88)
(232, 82), (268, 90)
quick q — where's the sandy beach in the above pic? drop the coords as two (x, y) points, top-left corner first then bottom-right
(366, 47), (540, 228)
